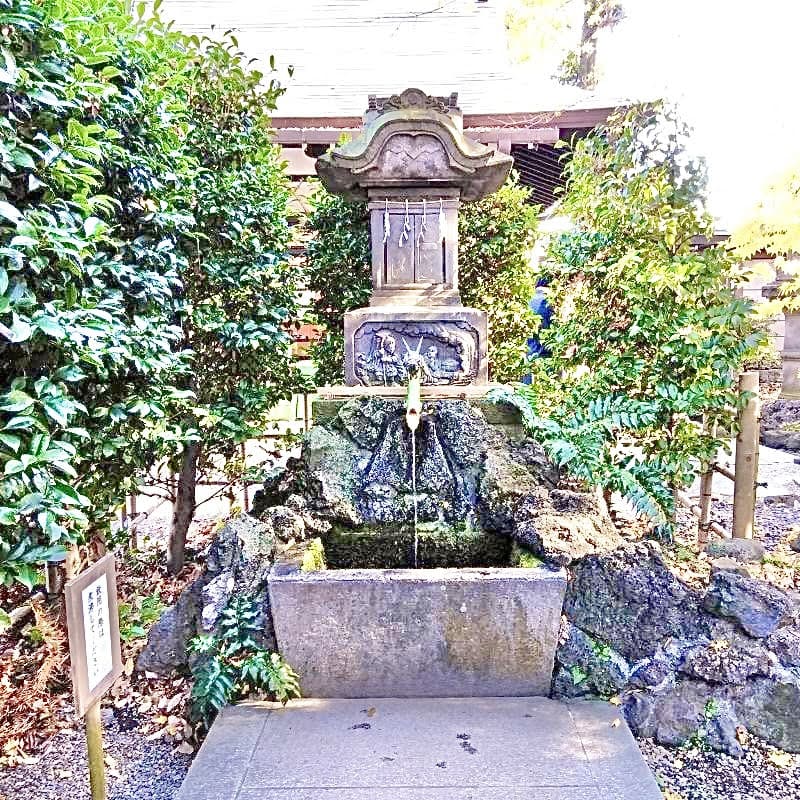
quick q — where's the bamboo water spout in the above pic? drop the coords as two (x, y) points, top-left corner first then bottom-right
(405, 367), (422, 433)
(405, 366), (422, 565)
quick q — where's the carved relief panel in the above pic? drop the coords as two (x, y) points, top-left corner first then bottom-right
(351, 320), (480, 387)
(373, 133), (454, 181)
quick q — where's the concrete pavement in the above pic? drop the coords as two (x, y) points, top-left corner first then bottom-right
(176, 697), (662, 799)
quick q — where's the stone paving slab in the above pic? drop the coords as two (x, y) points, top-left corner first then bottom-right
(177, 697), (663, 800)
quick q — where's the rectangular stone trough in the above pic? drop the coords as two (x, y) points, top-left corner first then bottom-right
(267, 564), (566, 698)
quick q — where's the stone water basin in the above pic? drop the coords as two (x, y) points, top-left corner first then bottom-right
(267, 530), (566, 698)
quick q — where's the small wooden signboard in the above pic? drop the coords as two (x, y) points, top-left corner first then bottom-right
(65, 552), (123, 717)
(64, 551), (123, 800)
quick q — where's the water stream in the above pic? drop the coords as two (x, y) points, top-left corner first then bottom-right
(411, 427), (419, 567)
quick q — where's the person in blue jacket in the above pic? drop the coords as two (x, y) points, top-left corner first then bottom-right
(522, 278), (552, 384)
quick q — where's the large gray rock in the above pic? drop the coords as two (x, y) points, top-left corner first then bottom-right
(767, 626), (800, 668)
(678, 629), (771, 685)
(760, 399), (800, 452)
(732, 678), (800, 752)
(254, 398), (598, 565)
(138, 513), (283, 675)
(706, 538), (766, 564)
(553, 622), (631, 698)
(703, 571), (793, 638)
(564, 542), (709, 661)
(513, 489), (624, 567)
(623, 681), (742, 756)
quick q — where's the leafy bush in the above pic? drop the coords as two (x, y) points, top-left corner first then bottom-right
(0, 0), (187, 585)
(118, 593), (165, 641)
(0, 0), (298, 585)
(0, 0), (300, 583)
(458, 178), (540, 381)
(304, 188), (371, 386)
(511, 104), (758, 528)
(492, 384), (675, 528)
(305, 175), (540, 384)
(188, 597), (300, 727)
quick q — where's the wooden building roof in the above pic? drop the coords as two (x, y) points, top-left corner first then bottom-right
(158, 0), (626, 205)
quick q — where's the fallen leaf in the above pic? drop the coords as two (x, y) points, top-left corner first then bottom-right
(366, 707), (377, 717)
(608, 696), (621, 706)
(124, 657), (134, 677)
(610, 718), (620, 728)
(768, 751), (793, 769)
(166, 694), (183, 713)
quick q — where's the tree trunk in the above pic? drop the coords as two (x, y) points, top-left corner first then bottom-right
(167, 443), (199, 575)
(576, 5), (598, 90)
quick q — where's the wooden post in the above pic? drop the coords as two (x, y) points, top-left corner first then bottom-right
(733, 371), (760, 539)
(85, 701), (107, 800)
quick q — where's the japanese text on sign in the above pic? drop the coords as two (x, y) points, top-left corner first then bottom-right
(81, 574), (113, 692)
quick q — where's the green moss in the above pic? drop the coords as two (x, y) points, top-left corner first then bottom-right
(323, 523), (512, 569)
(301, 537), (327, 572)
(509, 543), (543, 568)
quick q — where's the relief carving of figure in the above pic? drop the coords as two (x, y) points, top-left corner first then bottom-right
(356, 331), (408, 387)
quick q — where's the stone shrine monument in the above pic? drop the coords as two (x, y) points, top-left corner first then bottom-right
(316, 88), (513, 389)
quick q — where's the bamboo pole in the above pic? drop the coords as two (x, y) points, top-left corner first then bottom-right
(733, 371), (760, 539)
(712, 463), (736, 482)
(676, 491), (729, 540)
(697, 467), (714, 547)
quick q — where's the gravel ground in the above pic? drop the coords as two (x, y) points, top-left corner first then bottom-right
(0, 713), (192, 800)
(641, 735), (800, 800)
(704, 495), (799, 551)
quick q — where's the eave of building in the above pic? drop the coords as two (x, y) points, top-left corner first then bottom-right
(272, 106), (619, 148)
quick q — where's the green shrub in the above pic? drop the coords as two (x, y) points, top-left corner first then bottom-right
(502, 104), (758, 530)
(188, 597), (300, 727)
(118, 593), (165, 641)
(0, 0), (301, 583)
(304, 175), (540, 384)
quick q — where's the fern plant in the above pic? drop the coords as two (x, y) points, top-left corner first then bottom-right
(188, 596), (300, 727)
(490, 384), (675, 532)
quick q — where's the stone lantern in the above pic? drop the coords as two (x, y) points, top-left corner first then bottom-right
(316, 88), (513, 389)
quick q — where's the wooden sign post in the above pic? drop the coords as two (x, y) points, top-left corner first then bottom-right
(64, 553), (123, 800)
